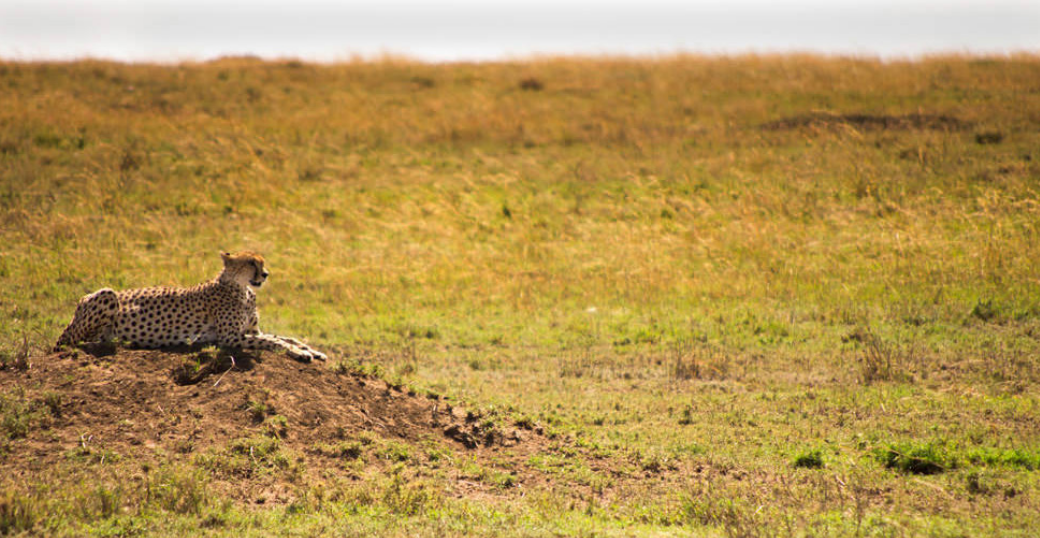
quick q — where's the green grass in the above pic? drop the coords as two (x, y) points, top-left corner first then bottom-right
(3, 54), (1040, 535)
(793, 448), (826, 469)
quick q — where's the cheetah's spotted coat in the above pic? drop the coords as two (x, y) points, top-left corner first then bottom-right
(55, 252), (327, 362)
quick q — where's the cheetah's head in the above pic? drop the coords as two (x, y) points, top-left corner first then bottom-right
(220, 251), (269, 288)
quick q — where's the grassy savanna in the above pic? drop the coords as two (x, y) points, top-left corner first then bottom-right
(2, 55), (1040, 536)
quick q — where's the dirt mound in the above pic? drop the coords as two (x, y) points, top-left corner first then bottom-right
(0, 347), (547, 503)
(761, 112), (969, 131)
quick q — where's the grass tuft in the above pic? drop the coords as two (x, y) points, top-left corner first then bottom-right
(876, 443), (954, 475)
(793, 449), (825, 469)
(0, 489), (41, 535)
(850, 328), (914, 384)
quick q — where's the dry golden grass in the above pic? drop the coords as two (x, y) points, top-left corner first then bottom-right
(2, 55), (1040, 536)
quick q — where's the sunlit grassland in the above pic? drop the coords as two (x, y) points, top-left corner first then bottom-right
(2, 55), (1040, 535)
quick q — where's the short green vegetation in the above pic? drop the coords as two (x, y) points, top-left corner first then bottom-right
(3, 55), (1040, 536)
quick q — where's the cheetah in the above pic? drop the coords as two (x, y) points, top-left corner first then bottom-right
(55, 251), (327, 362)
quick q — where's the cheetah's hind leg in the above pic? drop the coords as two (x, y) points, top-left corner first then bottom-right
(54, 288), (119, 351)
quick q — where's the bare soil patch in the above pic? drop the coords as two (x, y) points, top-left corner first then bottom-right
(0, 347), (554, 503)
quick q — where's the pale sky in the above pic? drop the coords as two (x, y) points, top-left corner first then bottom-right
(1, 0), (1037, 62)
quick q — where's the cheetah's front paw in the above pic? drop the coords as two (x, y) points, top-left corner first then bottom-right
(287, 346), (327, 363)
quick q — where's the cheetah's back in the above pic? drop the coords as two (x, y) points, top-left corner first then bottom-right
(112, 285), (221, 348)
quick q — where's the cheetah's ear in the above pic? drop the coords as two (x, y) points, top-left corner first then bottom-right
(220, 251), (232, 262)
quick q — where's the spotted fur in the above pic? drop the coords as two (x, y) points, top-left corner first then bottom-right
(55, 251), (327, 362)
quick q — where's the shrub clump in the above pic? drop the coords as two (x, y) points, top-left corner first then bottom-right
(877, 443), (953, 475)
(793, 449), (825, 469)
